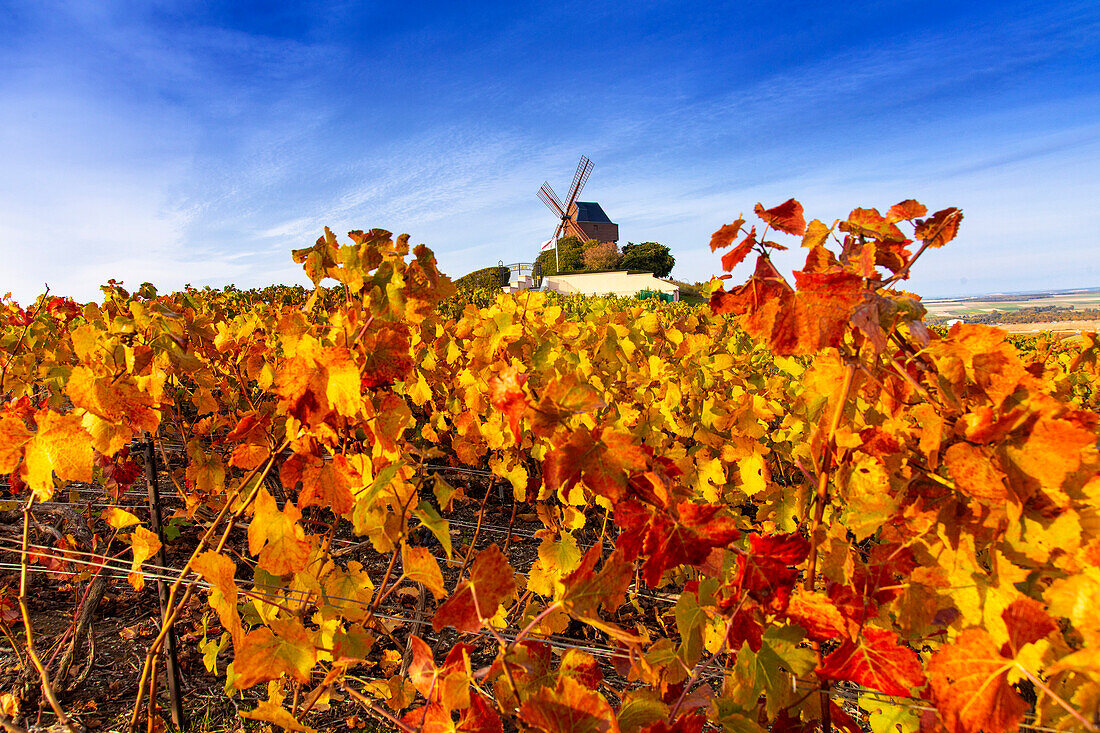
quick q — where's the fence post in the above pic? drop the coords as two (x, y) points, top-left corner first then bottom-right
(144, 436), (185, 729)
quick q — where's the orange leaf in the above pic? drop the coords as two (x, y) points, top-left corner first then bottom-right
(709, 218), (745, 252)
(127, 526), (162, 591)
(519, 676), (619, 733)
(886, 199), (927, 223)
(915, 207), (963, 248)
(297, 454), (356, 516)
(488, 366), (528, 439)
(248, 488), (310, 576)
(192, 551), (243, 644)
(943, 443), (1008, 501)
(402, 544), (446, 600)
(816, 626), (925, 696)
(0, 415), (32, 473)
(785, 589), (850, 642)
(927, 629), (1026, 733)
(1001, 597), (1056, 657)
(233, 618), (317, 689)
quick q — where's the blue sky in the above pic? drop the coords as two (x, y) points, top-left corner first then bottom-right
(1, 0), (1098, 303)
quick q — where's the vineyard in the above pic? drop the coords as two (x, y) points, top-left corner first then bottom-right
(1, 198), (1099, 733)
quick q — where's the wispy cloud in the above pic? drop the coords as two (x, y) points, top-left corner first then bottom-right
(0, 0), (1096, 303)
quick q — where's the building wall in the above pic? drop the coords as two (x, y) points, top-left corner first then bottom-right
(576, 221), (619, 243)
(544, 271), (679, 299)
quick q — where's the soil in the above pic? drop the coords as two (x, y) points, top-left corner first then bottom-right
(0, 466), (655, 733)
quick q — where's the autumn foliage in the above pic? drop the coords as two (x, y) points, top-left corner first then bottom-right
(1, 201), (1099, 733)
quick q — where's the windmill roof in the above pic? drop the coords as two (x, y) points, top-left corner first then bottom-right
(574, 201), (613, 223)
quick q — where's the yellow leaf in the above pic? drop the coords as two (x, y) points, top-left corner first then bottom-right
(739, 452), (768, 496)
(128, 526), (162, 591)
(103, 507), (141, 529)
(193, 551), (243, 644)
(241, 697), (316, 733)
(22, 411), (93, 502)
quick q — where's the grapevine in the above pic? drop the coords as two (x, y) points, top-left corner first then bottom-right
(0, 202), (1097, 733)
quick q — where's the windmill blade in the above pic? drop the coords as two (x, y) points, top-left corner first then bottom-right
(538, 184), (566, 217)
(564, 156), (593, 210)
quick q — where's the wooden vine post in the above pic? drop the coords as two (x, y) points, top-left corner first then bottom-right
(143, 435), (185, 730)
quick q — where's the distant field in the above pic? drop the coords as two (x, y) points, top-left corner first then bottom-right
(924, 289), (1100, 318)
(924, 288), (1100, 332)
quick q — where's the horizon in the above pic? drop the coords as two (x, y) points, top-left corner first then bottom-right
(1, 1), (1098, 305)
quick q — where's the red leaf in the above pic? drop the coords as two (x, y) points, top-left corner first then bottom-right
(640, 712), (706, 733)
(459, 694), (503, 733)
(748, 531), (809, 564)
(817, 626), (926, 696)
(720, 227), (757, 272)
(731, 532), (809, 612)
(432, 544), (516, 633)
(616, 500), (740, 587)
(1001, 597), (1056, 657)
(561, 546), (634, 618)
(543, 426), (647, 502)
(754, 199), (806, 236)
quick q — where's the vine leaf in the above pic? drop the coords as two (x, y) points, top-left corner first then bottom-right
(407, 635), (473, 711)
(816, 626), (926, 696)
(709, 218), (745, 252)
(402, 544), (446, 600)
(0, 415), (32, 473)
(233, 618), (317, 689)
(248, 487), (311, 576)
(616, 500), (740, 587)
(543, 426), (647, 502)
(192, 550), (243, 643)
(755, 199), (807, 236)
(519, 676), (618, 733)
(433, 544), (516, 632)
(488, 365), (528, 439)
(926, 629), (1026, 733)
(127, 527), (162, 591)
(22, 410), (94, 501)
(914, 207), (963, 248)
(241, 692), (315, 733)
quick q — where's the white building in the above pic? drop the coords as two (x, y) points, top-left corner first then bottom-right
(542, 271), (679, 300)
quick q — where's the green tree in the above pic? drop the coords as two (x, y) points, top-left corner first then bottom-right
(534, 235), (585, 277)
(620, 242), (675, 278)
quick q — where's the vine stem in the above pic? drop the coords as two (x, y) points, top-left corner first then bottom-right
(128, 439), (289, 730)
(342, 683), (417, 733)
(1017, 664), (1098, 732)
(803, 361), (857, 592)
(802, 360), (856, 733)
(17, 494), (77, 733)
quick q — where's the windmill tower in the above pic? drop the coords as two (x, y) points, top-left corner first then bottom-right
(537, 156), (619, 269)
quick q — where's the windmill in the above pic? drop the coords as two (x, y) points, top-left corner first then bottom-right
(537, 156), (619, 271)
